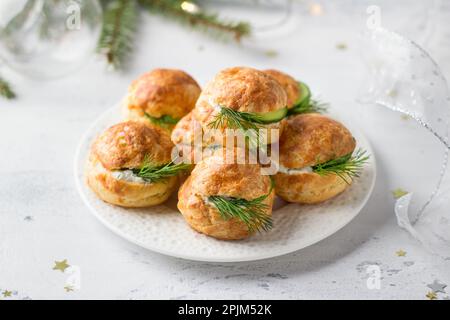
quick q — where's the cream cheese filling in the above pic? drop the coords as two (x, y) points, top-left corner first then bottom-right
(277, 164), (313, 175)
(111, 169), (148, 184)
(209, 98), (222, 113)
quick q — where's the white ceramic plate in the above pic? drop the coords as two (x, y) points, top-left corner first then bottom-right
(74, 105), (376, 262)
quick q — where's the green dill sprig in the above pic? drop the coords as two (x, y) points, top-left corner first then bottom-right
(208, 107), (265, 147)
(291, 99), (328, 114)
(132, 157), (192, 182)
(207, 179), (274, 233)
(138, 0), (250, 41)
(312, 149), (369, 184)
(144, 113), (179, 128)
(208, 107), (265, 131)
(0, 76), (16, 100)
(289, 81), (328, 115)
(97, 0), (138, 68)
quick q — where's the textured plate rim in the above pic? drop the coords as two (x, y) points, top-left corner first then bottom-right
(74, 105), (377, 263)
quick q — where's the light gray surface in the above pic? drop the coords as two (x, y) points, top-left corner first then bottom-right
(1, 0), (450, 299)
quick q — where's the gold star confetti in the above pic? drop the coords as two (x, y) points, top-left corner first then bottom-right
(64, 285), (74, 292)
(387, 89), (398, 98)
(53, 259), (70, 273)
(396, 249), (407, 257)
(336, 42), (347, 50)
(2, 290), (12, 298)
(392, 188), (408, 199)
(264, 50), (278, 58)
(309, 3), (323, 16)
(426, 291), (437, 300)
(400, 114), (411, 121)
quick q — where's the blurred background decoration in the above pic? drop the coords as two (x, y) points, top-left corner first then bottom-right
(359, 27), (450, 256)
(0, 0), (102, 92)
(0, 0), (274, 100)
(98, 0), (254, 69)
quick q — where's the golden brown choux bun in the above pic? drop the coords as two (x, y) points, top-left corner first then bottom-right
(192, 67), (287, 145)
(86, 121), (178, 207)
(124, 69), (201, 131)
(171, 111), (202, 146)
(263, 69), (301, 109)
(274, 113), (356, 204)
(178, 148), (275, 240)
(171, 111), (225, 166)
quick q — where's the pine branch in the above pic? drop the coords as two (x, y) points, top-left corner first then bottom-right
(0, 76), (16, 100)
(312, 149), (369, 184)
(138, 0), (251, 41)
(97, 0), (138, 68)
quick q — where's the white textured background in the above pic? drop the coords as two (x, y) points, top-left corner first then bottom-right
(1, 0), (449, 299)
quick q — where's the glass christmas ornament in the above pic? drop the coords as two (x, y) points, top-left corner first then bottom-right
(0, 0), (102, 79)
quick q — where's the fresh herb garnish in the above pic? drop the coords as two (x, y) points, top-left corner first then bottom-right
(291, 99), (328, 114)
(207, 178), (274, 233)
(312, 149), (369, 184)
(208, 107), (264, 130)
(144, 113), (179, 128)
(289, 82), (328, 115)
(132, 156), (191, 182)
(208, 107), (277, 147)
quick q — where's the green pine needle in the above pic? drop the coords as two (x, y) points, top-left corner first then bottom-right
(312, 149), (369, 184)
(97, 0), (138, 68)
(0, 76), (16, 99)
(139, 0), (251, 41)
(97, 0), (250, 70)
(208, 180), (274, 233)
(132, 156), (192, 182)
(144, 113), (179, 128)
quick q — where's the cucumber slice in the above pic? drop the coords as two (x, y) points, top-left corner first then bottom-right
(256, 107), (288, 124)
(144, 113), (179, 128)
(290, 82), (311, 114)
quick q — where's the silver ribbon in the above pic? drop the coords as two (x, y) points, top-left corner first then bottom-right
(359, 28), (450, 256)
